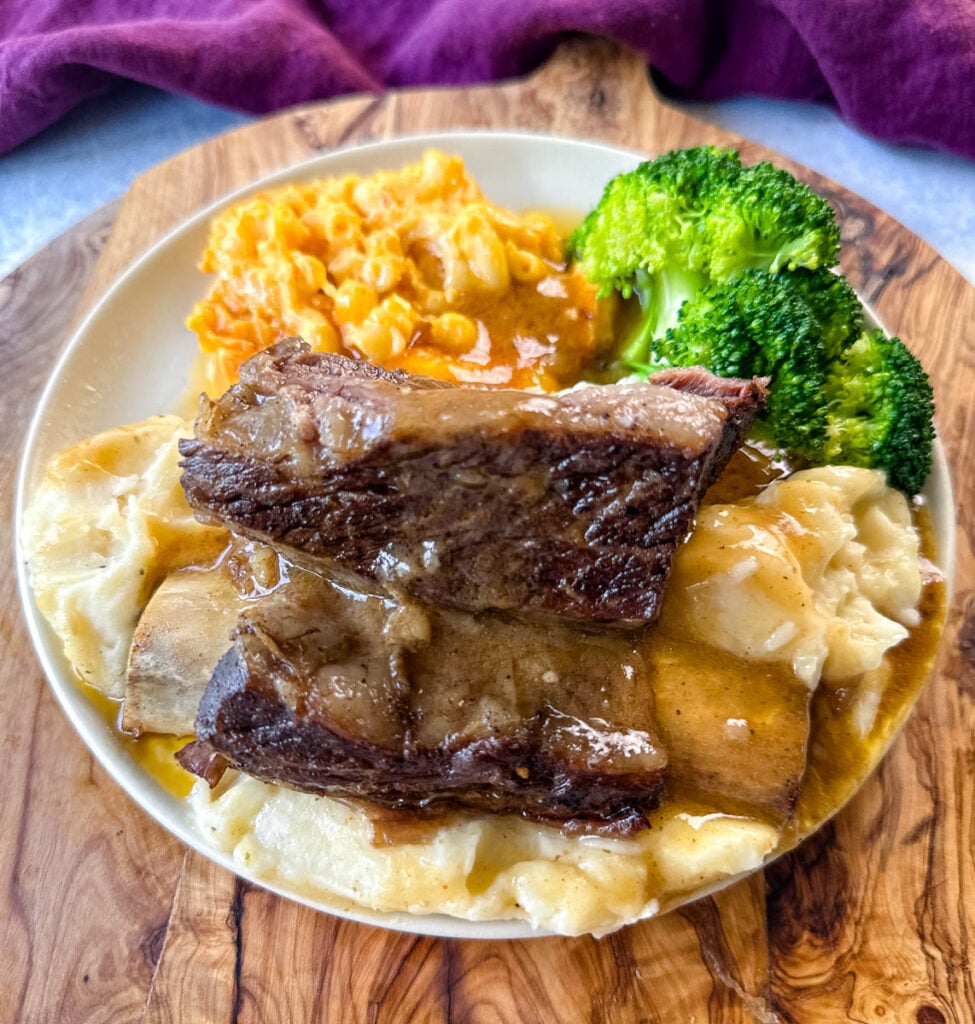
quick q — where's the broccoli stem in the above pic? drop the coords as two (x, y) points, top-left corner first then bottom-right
(618, 265), (704, 366)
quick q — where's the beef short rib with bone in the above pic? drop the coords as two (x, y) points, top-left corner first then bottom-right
(179, 570), (669, 833)
(176, 339), (767, 831)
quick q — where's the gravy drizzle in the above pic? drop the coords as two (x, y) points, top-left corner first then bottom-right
(81, 439), (946, 873)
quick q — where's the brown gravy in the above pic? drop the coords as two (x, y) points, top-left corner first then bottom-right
(794, 557), (945, 835)
(84, 440), (947, 851)
(82, 683), (197, 798)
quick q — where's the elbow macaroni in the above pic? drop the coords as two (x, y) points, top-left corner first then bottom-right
(187, 151), (611, 392)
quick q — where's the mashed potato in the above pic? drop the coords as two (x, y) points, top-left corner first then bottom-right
(662, 466), (921, 687)
(191, 773), (779, 937)
(22, 413), (926, 935)
(21, 416), (227, 697)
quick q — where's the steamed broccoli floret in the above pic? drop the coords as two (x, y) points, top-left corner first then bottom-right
(567, 147), (736, 363)
(569, 146), (935, 494)
(629, 270), (933, 490)
(705, 162), (841, 280)
(653, 270), (833, 458)
(567, 147), (841, 365)
(782, 266), (863, 360)
(567, 147), (739, 296)
(823, 329), (935, 495)
(630, 273), (934, 492)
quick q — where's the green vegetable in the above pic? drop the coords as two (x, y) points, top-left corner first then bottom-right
(569, 146), (936, 494)
(567, 146), (840, 365)
(704, 160), (842, 280)
(778, 263), (863, 362)
(653, 269), (858, 460)
(822, 329), (935, 495)
(631, 269), (932, 493)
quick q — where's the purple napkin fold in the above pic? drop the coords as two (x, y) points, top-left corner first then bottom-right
(1, 0), (973, 157)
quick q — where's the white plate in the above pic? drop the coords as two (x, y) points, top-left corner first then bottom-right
(14, 131), (955, 941)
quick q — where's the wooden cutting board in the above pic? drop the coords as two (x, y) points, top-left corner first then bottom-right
(2, 38), (974, 1024)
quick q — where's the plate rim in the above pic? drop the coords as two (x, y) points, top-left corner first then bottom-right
(13, 128), (957, 943)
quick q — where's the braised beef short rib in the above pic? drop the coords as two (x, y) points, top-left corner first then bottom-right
(177, 569), (667, 833)
(179, 339), (767, 624)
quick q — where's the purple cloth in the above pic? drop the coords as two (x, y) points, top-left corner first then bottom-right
(2, 1), (974, 157)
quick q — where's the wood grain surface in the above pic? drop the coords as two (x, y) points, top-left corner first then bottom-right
(2, 38), (973, 1024)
